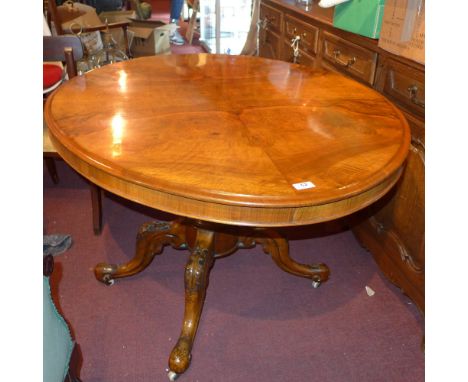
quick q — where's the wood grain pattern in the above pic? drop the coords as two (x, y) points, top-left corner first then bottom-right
(45, 54), (410, 226)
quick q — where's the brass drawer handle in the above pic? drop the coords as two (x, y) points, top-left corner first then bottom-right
(407, 85), (425, 108)
(259, 16), (275, 30)
(290, 28), (308, 39)
(258, 17), (271, 30)
(291, 35), (301, 63)
(333, 49), (356, 68)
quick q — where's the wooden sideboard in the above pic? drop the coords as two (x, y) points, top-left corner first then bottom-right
(258, 0), (425, 314)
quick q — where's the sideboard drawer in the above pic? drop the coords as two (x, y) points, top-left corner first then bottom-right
(321, 31), (377, 85)
(259, 28), (281, 61)
(381, 58), (425, 118)
(260, 2), (282, 35)
(285, 15), (319, 56)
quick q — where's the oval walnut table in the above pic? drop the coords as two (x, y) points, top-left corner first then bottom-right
(44, 54), (410, 380)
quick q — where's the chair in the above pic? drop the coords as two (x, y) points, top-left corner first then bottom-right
(185, 0), (199, 45)
(43, 236), (81, 382)
(47, 0), (132, 57)
(43, 35), (103, 235)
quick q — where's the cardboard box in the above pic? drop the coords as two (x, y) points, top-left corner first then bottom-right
(99, 10), (136, 24)
(61, 2), (103, 31)
(129, 21), (172, 57)
(333, 0), (386, 39)
(378, 0), (425, 64)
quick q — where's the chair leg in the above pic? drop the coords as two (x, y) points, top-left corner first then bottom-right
(44, 157), (59, 184)
(185, 0), (199, 44)
(89, 183), (102, 235)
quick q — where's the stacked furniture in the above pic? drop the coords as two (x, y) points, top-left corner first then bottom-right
(258, 0), (425, 314)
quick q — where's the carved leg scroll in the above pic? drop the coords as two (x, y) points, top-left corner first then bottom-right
(95, 219), (187, 285)
(257, 229), (330, 287)
(168, 228), (215, 378)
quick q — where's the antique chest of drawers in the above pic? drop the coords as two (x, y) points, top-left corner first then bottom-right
(259, 0), (425, 314)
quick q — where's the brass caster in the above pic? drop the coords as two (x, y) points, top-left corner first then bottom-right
(102, 274), (115, 286)
(95, 263), (117, 285)
(166, 369), (179, 381)
(312, 280), (321, 288)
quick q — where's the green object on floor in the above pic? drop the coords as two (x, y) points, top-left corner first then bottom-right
(333, 0), (386, 39)
(43, 235), (75, 382)
(43, 276), (74, 382)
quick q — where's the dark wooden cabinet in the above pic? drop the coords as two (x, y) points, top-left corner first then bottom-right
(259, 0), (425, 315)
(355, 54), (425, 312)
(352, 141), (425, 311)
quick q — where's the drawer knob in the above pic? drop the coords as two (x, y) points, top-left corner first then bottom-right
(333, 49), (356, 68)
(407, 85), (425, 108)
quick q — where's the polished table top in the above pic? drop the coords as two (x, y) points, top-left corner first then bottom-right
(45, 54), (410, 227)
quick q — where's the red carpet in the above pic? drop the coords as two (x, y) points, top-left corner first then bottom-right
(44, 160), (424, 381)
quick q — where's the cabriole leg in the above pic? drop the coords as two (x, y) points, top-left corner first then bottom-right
(95, 219), (187, 285)
(258, 229), (330, 286)
(168, 228), (215, 377)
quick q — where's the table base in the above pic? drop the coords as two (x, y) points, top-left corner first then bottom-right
(94, 219), (330, 379)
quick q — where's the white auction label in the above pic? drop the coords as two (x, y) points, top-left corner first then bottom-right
(292, 181), (316, 190)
